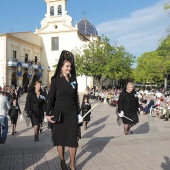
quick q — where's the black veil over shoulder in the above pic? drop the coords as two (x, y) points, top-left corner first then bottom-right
(51, 50), (80, 112)
(52, 50), (76, 80)
(51, 50), (81, 139)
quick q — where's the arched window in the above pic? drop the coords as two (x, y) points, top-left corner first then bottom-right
(58, 5), (62, 15)
(50, 6), (54, 16)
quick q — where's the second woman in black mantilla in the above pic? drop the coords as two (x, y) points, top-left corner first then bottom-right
(24, 80), (46, 142)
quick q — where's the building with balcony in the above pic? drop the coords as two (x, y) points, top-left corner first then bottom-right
(0, 32), (43, 91)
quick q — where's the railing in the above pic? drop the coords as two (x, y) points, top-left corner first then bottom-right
(8, 60), (44, 70)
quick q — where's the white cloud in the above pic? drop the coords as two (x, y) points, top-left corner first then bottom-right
(96, 1), (170, 58)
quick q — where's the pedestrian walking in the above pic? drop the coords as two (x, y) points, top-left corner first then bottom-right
(24, 80), (46, 142)
(81, 95), (91, 130)
(45, 50), (81, 170)
(9, 97), (21, 135)
(17, 85), (22, 99)
(0, 91), (11, 144)
(118, 82), (139, 135)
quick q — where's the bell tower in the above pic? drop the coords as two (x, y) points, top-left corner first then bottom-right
(36, 0), (73, 33)
(44, 0), (67, 18)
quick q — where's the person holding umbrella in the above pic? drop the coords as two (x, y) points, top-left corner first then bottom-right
(118, 82), (139, 135)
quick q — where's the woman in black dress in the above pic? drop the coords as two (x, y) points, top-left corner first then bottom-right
(9, 97), (21, 135)
(24, 80), (46, 141)
(118, 82), (139, 135)
(45, 50), (80, 170)
(81, 95), (91, 130)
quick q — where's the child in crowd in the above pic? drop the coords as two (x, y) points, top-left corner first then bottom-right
(81, 95), (91, 130)
(9, 97), (21, 135)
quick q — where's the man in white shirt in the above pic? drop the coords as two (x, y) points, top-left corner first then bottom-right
(0, 92), (11, 144)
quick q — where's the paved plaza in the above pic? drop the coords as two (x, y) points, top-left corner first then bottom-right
(0, 93), (170, 170)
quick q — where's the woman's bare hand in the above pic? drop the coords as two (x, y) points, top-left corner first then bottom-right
(45, 115), (56, 124)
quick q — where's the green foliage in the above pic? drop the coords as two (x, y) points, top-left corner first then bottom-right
(133, 34), (170, 84)
(73, 35), (135, 87)
(157, 34), (170, 77)
(133, 51), (164, 83)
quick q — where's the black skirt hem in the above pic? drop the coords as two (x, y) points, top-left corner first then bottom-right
(54, 143), (78, 148)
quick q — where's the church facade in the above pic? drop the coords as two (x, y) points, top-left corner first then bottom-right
(0, 0), (99, 92)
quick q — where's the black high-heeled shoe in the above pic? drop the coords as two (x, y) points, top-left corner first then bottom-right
(164, 118), (168, 121)
(60, 160), (68, 170)
(129, 130), (133, 134)
(39, 129), (43, 133)
(34, 135), (39, 142)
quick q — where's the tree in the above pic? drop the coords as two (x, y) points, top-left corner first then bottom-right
(73, 35), (112, 88)
(157, 34), (170, 89)
(108, 46), (135, 81)
(73, 35), (135, 89)
(133, 34), (170, 88)
(134, 51), (164, 84)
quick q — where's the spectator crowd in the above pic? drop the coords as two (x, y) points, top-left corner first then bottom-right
(86, 85), (170, 122)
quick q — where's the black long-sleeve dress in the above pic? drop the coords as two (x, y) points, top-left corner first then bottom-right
(24, 90), (46, 126)
(81, 102), (91, 121)
(9, 104), (21, 124)
(118, 90), (139, 125)
(46, 77), (79, 147)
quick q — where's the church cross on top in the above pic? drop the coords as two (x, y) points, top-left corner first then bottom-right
(82, 10), (87, 19)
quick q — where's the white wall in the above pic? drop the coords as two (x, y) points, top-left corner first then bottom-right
(0, 35), (7, 87)
(77, 75), (93, 92)
(11, 32), (41, 46)
(39, 30), (89, 85)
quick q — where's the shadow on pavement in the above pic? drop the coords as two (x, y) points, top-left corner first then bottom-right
(88, 116), (109, 128)
(133, 122), (149, 134)
(13, 126), (32, 135)
(76, 115), (112, 169)
(161, 156), (170, 170)
(34, 146), (62, 170)
(82, 116), (109, 138)
(82, 124), (105, 138)
(76, 136), (114, 169)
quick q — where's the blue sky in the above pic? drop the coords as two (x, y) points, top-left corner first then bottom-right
(0, 0), (169, 59)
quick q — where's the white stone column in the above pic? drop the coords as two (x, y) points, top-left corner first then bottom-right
(47, 3), (50, 18)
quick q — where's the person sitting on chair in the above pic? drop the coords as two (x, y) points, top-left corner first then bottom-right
(143, 96), (154, 115)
